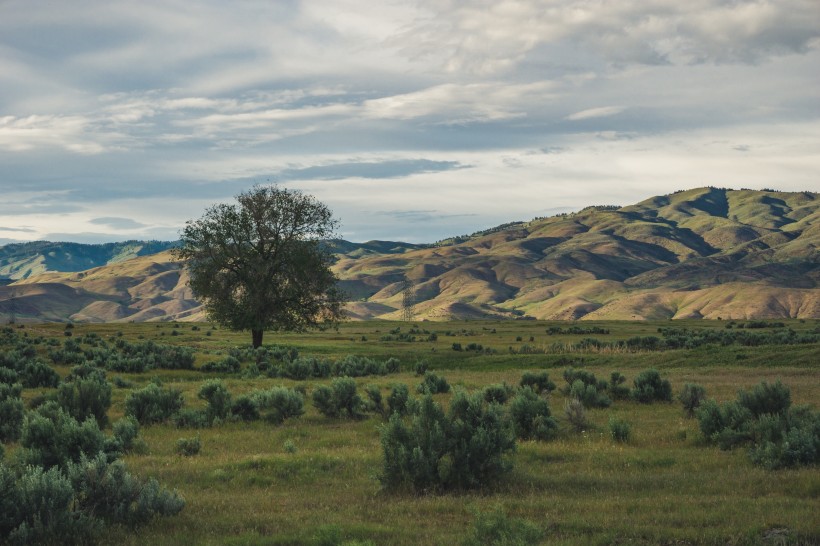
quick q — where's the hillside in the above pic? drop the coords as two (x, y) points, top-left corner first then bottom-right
(0, 188), (818, 322)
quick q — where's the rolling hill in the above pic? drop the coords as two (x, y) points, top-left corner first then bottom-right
(1, 187), (817, 322)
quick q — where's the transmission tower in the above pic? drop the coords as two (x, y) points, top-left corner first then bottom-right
(401, 278), (415, 322)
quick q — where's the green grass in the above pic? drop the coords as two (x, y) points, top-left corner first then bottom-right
(5, 319), (820, 545)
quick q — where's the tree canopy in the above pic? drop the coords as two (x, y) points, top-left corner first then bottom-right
(176, 186), (345, 347)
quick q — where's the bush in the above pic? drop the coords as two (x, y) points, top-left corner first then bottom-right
(462, 508), (543, 546)
(632, 369), (672, 403)
(679, 383), (707, 418)
(175, 436), (201, 456)
(564, 399), (588, 433)
(386, 383), (410, 416)
(253, 387), (304, 423)
(608, 372), (630, 400)
(570, 380), (611, 408)
(0, 383), (24, 443)
(18, 402), (107, 469)
(172, 409), (211, 429)
(200, 356), (241, 373)
(317, 377), (365, 419)
(738, 380), (791, 418)
(56, 376), (112, 428)
(21, 360), (61, 388)
(124, 384), (184, 425)
(379, 392), (516, 492)
(509, 387), (557, 441)
(417, 372), (450, 395)
(111, 416), (140, 453)
(609, 417), (631, 442)
(230, 395), (260, 421)
(365, 385), (384, 415)
(519, 371), (556, 394)
(198, 380), (232, 423)
(67, 453), (185, 526)
(482, 383), (514, 405)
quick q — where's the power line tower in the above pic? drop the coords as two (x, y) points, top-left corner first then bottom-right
(401, 278), (415, 322)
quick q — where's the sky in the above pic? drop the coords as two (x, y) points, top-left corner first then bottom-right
(1, 0), (819, 245)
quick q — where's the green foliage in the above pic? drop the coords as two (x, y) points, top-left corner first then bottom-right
(124, 384), (184, 425)
(379, 391), (516, 492)
(175, 436), (201, 456)
(482, 383), (514, 405)
(0, 383), (24, 443)
(519, 371), (556, 394)
(386, 383), (411, 416)
(509, 387), (557, 441)
(200, 356), (241, 373)
(679, 383), (707, 418)
(252, 386), (304, 423)
(176, 185), (344, 347)
(609, 417), (631, 442)
(198, 379), (232, 423)
(697, 381), (819, 469)
(111, 416), (140, 453)
(230, 395), (260, 421)
(632, 369), (672, 403)
(364, 384), (384, 415)
(564, 399), (588, 433)
(417, 371), (451, 394)
(56, 376), (112, 427)
(312, 378), (365, 419)
(21, 360), (61, 388)
(462, 508), (543, 546)
(18, 402), (107, 469)
(608, 371), (630, 400)
(570, 379), (612, 408)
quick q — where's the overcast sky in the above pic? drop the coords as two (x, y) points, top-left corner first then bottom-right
(1, 0), (819, 245)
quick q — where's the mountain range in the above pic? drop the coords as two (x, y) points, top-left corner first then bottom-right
(0, 187), (817, 323)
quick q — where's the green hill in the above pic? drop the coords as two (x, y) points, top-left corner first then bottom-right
(0, 188), (817, 322)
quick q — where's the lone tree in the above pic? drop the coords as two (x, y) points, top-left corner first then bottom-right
(176, 185), (345, 348)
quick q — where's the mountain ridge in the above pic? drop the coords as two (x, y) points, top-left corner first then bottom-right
(1, 187), (817, 322)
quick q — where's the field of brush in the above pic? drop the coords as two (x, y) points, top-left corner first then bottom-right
(6, 319), (820, 545)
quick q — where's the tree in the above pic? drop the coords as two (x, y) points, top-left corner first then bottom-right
(176, 185), (345, 348)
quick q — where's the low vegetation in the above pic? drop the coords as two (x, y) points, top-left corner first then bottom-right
(0, 319), (817, 544)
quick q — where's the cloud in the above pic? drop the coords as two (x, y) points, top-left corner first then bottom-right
(566, 106), (625, 121)
(0, 226), (37, 233)
(278, 159), (469, 181)
(89, 217), (147, 229)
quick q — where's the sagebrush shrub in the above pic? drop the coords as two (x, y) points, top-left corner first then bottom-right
(632, 369), (673, 403)
(738, 380), (791, 418)
(379, 391), (516, 492)
(198, 380), (232, 423)
(111, 416), (140, 453)
(608, 372), (630, 400)
(509, 387), (557, 441)
(483, 383), (514, 405)
(124, 384), (184, 425)
(56, 376), (112, 427)
(386, 383), (410, 416)
(175, 436), (201, 456)
(417, 372), (450, 394)
(609, 417), (631, 442)
(21, 360), (61, 389)
(519, 371), (555, 394)
(679, 383), (707, 418)
(230, 395), (260, 421)
(564, 399), (588, 433)
(0, 383), (24, 443)
(365, 385), (384, 415)
(312, 378), (365, 418)
(253, 386), (304, 423)
(18, 402), (107, 469)
(570, 379), (611, 408)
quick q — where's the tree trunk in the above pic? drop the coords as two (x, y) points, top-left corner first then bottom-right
(252, 329), (263, 348)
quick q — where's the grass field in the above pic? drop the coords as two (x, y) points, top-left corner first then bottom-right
(5, 319), (820, 545)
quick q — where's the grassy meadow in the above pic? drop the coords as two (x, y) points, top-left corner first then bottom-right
(5, 319), (820, 545)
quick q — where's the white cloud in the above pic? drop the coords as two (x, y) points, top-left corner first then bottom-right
(566, 106), (625, 121)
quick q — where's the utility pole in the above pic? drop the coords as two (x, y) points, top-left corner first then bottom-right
(401, 278), (415, 322)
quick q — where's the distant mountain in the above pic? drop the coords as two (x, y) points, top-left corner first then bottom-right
(0, 240), (179, 281)
(0, 188), (817, 322)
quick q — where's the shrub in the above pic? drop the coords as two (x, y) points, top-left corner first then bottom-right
(379, 392), (516, 492)
(679, 383), (707, 418)
(198, 380), (232, 423)
(230, 395), (260, 421)
(124, 384), (184, 425)
(564, 399), (588, 433)
(312, 378), (365, 419)
(414, 360), (429, 376)
(519, 371), (556, 394)
(21, 360), (61, 388)
(18, 402), (107, 469)
(509, 387), (557, 441)
(386, 383), (410, 416)
(570, 379), (611, 408)
(0, 383), (24, 443)
(67, 453), (185, 526)
(175, 436), (201, 456)
(482, 383), (514, 405)
(417, 372), (450, 395)
(608, 372), (630, 400)
(172, 409), (210, 429)
(632, 369), (672, 403)
(609, 417), (631, 442)
(200, 356), (241, 373)
(738, 380), (791, 418)
(111, 416), (140, 453)
(365, 385), (384, 415)
(462, 508), (543, 546)
(56, 376), (112, 428)
(253, 387), (304, 423)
